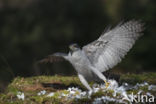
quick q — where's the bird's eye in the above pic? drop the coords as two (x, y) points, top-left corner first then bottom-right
(74, 44), (79, 48)
(74, 45), (77, 47)
(73, 44), (76, 47)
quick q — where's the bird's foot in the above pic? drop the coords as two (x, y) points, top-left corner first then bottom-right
(104, 80), (110, 88)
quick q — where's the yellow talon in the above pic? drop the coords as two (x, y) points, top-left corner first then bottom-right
(104, 80), (110, 88)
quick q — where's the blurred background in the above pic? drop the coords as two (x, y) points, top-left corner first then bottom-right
(0, 0), (155, 92)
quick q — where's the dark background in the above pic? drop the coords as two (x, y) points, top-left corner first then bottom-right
(0, 0), (156, 92)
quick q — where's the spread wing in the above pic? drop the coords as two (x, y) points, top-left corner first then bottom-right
(83, 20), (144, 72)
(38, 53), (68, 64)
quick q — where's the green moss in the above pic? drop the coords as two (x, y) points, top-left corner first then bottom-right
(0, 72), (156, 104)
(120, 72), (156, 85)
(73, 97), (92, 104)
(91, 90), (105, 98)
(30, 96), (44, 103)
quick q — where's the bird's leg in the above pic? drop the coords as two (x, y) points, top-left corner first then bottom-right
(78, 74), (93, 93)
(90, 67), (110, 88)
(104, 80), (110, 88)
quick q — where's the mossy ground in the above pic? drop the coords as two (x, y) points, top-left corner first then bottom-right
(0, 73), (156, 104)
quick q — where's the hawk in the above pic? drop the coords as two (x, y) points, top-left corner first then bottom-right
(39, 20), (144, 91)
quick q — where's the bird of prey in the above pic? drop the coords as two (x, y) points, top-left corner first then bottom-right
(39, 20), (144, 91)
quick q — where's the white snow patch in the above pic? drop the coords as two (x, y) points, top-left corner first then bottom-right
(47, 92), (54, 97)
(44, 80), (155, 103)
(37, 90), (46, 96)
(17, 92), (25, 100)
(93, 96), (127, 104)
(66, 87), (87, 99)
(133, 82), (149, 90)
(148, 85), (156, 91)
(107, 79), (119, 90)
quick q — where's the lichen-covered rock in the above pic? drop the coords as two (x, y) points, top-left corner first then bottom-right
(0, 73), (156, 104)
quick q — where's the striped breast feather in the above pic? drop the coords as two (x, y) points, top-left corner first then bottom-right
(83, 20), (144, 72)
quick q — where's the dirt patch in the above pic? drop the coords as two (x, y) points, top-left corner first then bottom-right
(42, 82), (85, 91)
(23, 84), (55, 92)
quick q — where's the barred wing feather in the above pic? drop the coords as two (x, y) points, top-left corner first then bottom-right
(83, 20), (144, 72)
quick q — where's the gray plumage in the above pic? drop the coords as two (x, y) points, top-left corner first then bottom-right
(40, 20), (144, 91)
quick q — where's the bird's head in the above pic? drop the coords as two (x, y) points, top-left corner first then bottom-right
(69, 43), (80, 52)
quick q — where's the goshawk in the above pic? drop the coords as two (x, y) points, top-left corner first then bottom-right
(40, 20), (144, 91)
